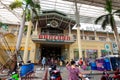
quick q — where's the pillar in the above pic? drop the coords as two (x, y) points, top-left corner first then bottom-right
(23, 21), (32, 63)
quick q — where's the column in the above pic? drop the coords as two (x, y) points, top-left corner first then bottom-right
(107, 31), (110, 41)
(33, 20), (38, 35)
(94, 30), (99, 40)
(23, 21), (32, 63)
(29, 43), (37, 63)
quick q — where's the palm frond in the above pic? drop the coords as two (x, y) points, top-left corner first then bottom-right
(9, 1), (22, 10)
(0, 22), (3, 27)
(94, 15), (106, 24)
(25, 9), (31, 21)
(24, 0), (32, 4)
(31, 3), (41, 17)
(114, 10), (120, 13)
(105, 0), (112, 13)
(101, 18), (108, 30)
(110, 15), (115, 30)
(113, 10), (120, 16)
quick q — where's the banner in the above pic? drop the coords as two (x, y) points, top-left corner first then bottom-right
(39, 34), (70, 41)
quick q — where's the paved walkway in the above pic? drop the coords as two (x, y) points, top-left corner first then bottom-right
(34, 65), (102, 80)
(0, 65), (115, 80)
(33, 65), (115, 80)
(34, 65), (68, 80)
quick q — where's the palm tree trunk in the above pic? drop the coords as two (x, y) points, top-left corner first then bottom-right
(113, 25), (120, 54)
(16, 13), (26, 51)
(75, 1), (82, 58)
(23, 21), (32, 63)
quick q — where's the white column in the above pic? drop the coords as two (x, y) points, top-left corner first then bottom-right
(69, 24), (71, 35)
(33, 20), (38, 35)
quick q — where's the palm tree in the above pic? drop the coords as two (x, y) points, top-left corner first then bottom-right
(95, 0), (120, 54)
(9, 0), (40, 62)
(9, 0), (40, 63)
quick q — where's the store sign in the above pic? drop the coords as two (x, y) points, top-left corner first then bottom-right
(39, 34), (70, 41)
(104, 44), (110, 51)
(112, 42), (118, 53)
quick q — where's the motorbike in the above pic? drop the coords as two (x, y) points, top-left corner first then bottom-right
(100, 70), (112, 80)
(112, 68), (120, 80)
(79, 74), (92, 80)
(8, 71), (19, 80)
(49, 64), (62, 80)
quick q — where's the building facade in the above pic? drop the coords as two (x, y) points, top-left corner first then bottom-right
(1, 10), (119, 63)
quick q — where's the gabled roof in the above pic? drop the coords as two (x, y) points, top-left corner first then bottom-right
(38, 10), (76, 30)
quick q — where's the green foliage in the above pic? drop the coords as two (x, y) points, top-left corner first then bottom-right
(94, 15), (106, 24)
(0, 22), (3, 27)
(105, 0), (112, 13)
(9, 0), (41, 21)
(24, 25), (33, 35)
(9, 1), (22, 10)
(94, 0), (120, 31)
(0, 22), (8, 30)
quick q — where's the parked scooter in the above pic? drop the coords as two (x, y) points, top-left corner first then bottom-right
(8, 71), (19, 80)
(49, 64), (62, 80)
(100, 70), (112, 80)
(79, 74), (93, 80)
(112, 68), (120, 80)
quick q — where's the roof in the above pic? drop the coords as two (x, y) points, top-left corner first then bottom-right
(0, 0), (120, 31)
(37, 10), (76, 29)
(65, 0), (120, 10)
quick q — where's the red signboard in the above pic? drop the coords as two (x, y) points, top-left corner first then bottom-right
(39, 34), (70, 41)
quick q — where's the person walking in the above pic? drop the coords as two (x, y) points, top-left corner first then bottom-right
(66, 60), (85, 80)
(41, 57), (46, 70)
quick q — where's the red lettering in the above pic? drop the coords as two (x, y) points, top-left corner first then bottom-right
(62, 36), (65, 40)
(58, 36), (60, 40)
(54, 35), (56, 40)
(39, 35), (43, 39)
(67, 36), (70, 40)
(44, 35), (48, 39)
(39, 34), (70, 41)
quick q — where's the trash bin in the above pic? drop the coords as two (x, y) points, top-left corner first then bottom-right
(90, 62), (97, 70)
(110, 57), (118, 71)
(20, 64), (29, 77)
(20, 63), (34, 77)
(103, 58), (111, 71)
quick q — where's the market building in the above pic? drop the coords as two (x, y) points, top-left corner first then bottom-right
(2, 10), (118, 64)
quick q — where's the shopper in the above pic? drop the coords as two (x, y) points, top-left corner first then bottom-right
(79, 58), (83, 66)
(66, 60), (84, 80)
(41, 57), (46, 70)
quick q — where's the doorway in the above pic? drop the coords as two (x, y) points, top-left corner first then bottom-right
(41, 44), (62, 59)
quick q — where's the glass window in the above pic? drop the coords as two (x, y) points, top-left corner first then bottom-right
(99, 37), (106, 41)
(84, 36), (87, 40)
(81, 36), (83, 39)
(89, 36), (95, 40)
(86, 49), (98, 59)
(109, 37), (115, 41)
(73, 35), (77, 40)
(74, 50), (79, 61)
